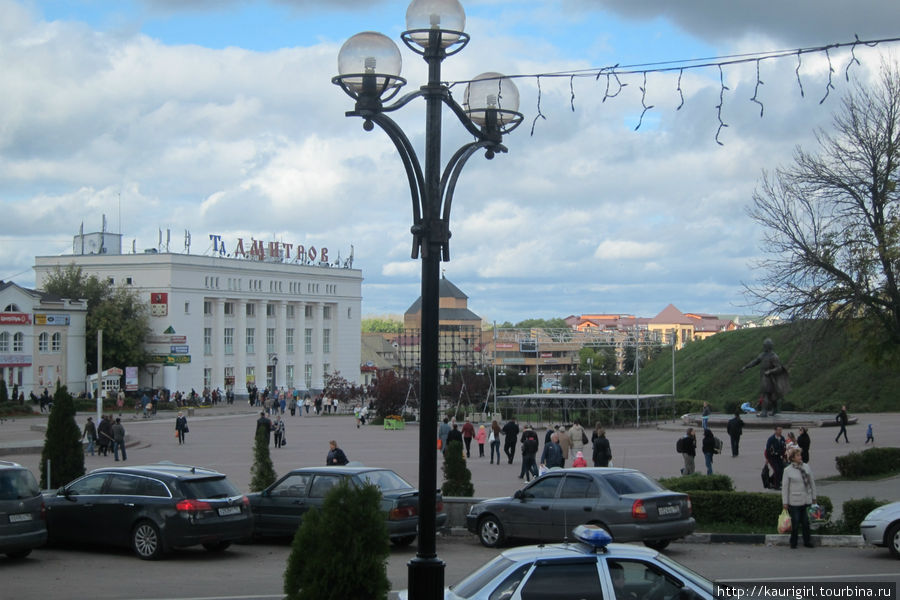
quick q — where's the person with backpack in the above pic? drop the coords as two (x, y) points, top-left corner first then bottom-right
(678, 428), (697, 475)
(518, 425), (540, 481)
(701, 429), (716, 475)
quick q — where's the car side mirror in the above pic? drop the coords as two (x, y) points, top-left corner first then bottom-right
(514, 489), (528, 500)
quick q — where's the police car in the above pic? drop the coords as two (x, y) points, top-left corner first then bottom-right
(399, 525), (714, 600)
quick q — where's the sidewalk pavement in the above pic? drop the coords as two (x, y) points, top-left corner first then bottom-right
(2, 405), (898, 546)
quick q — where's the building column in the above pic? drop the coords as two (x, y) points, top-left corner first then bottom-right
(235, 299), (246, 395)
(275, 300), (287, 392)
(312, 302), (323, 390)
(212, 298), (224, 392)
(296, 301), (307, 390)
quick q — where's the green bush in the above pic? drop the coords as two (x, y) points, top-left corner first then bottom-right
(284, 480), (390, 600)
(658, 473), (733, 492)
(250, 427), (277, 492)
(442, 440), (474, 497)
(842, 497), (890, 533)
(835, 447), (900, 477)
(690, 491), (832, 530)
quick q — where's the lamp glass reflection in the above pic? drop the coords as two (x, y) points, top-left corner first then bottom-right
(464, 72), (520, 126)
(405, 0), (465, 48)
(337, 31), (402, 95)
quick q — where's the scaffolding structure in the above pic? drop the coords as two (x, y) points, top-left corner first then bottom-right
(497, 393), (675, 429)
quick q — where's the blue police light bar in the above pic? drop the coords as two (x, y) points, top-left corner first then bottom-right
(573, 524), (612, 549)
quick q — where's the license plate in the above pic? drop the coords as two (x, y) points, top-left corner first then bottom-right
(217, 506), (241, 516)
(9, 513), (33, 523)
(657, 505), (680, 517)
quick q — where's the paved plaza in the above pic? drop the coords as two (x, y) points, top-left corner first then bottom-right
(2, 405), (898, 519)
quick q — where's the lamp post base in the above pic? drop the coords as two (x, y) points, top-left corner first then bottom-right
(408, 556), (445, 600)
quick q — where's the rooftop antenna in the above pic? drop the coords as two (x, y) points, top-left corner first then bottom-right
(166, 229), (171, 253)
(184, 230), (191, 254)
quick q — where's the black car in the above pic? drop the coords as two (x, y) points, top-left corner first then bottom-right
(0, 461), (47, 558)
(45, 463), (252, 560)
(467, 467), (695, 549)
(248, 466), (447, 546)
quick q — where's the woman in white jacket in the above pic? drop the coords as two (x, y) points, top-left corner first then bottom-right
(781, 447), (817, 548)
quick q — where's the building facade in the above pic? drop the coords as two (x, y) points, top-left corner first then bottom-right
(34, 232), (362, 396)
(0, 281), (88, 396)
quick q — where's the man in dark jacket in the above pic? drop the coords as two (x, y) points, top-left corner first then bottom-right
(540, 432), (564, 469)
(326, 440), (349, 465)
(519, 426), (540, 481)
(726, 411), (743, 456)
(680, 428), (697, 475)
(592, 428), (612, 467)
(765, 426), (786, 489)
(447, 423), (463, 448)
(502, 418), (520, 465)
(834, 406), (849, 443)
(256, 411), (272, 446)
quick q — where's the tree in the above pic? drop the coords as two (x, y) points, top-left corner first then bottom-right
(746, 61), (900, 360)
(371, 370), (414, 418)
(249, 427), (277, 492)
(323, 371), (363, 404)
(42, 264), (151, 373)
(0, 379), (7, 403)
(39, 382), (85, 489)
(441, 440), (474, 497)
(361, 317), (402, 333)
(283, 480), (390, 600)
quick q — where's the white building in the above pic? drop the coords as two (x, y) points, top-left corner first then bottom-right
(34, 230), (362, 397)
(0, 281), (88, 397)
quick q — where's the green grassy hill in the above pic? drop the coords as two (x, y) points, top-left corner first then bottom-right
(614, 321), (900, 413)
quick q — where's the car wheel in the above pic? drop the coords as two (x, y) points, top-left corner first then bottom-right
(6, 549), (32, 559)
(203, 541), (232, 552)
(478, 515), (505, 548)
(644, 539), (670, 551)
(391, 535), (416, 547)
(132, 520), (164, 560)
(887, 522), (900, 559)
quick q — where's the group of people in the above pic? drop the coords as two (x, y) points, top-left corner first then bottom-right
(81, 414), (127, 461)
(253, 410), (349, 465)
(766, 425), (817, 548)
(437, 417), (614, 482)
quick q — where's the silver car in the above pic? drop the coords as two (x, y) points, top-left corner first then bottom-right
(467, 468), (694, 550)
(860, 501), (900, 559)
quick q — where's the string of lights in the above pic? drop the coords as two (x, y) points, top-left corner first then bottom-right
(447, 35), (899, 143)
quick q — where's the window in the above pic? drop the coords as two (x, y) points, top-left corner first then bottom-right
(12, 332), (23, 352)
(224, 366), (234, 386)
(204, 368), (212, 388)
(184, 302), (190, 314)
(204, 328), (212, 355)
(266, 303), (276, 317)
(125, 277), (133, 285)
(305, 305), (313, 319)
(606, 559), (683, 600)
(204, 301), (212, 316)
(246, 366), (255, 388)
(267, 328), (275, 354)
(308, 474), (342, 498)
(305, 328), (313, 354)
(246, 328), (255, 354)
(0, 332), (8, 352)
(38, 332), (49, 352)
(323, 329), (331, 354)
(559, 475), (597, 499)
(224, 328), (234, 355)
(67, 474), (107, 496)
(286, 364), (294, 387)
(323, 306), (332, 320)
(51, 332), (61, 353)
(305, 364), (313, 389)
(285, 328), (294, 353)
(224, 302), (234, 316)
(269, 473), (313, 498)
(246, 303), (255, 317)
(523, 475), (562, 499)
(322, 363), (330, 380)
(286, 305), (295, 319)
(106, 474), (141, 495)
(519, 561), (602, 600)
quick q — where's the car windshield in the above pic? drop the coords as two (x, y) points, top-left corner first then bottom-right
(602, 472), (663, 495)
(655, 553), (716, 595)
(180, 476), (240, 499)
(354, 470), (413, 492)
(451, 555), (520, 599)
(0, 469), (39, 500)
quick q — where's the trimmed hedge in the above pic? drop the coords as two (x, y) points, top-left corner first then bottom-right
(688, 490), (833, 530)
(835, 447), (900, 478)
(842, 497), (890, 533)
(658, 474), (733, 492)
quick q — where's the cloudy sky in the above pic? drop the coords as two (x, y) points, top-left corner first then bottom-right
(1, 0), (898, 323)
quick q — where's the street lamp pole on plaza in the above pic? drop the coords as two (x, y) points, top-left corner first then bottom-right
(270, 355), (278, 393)
(333, 1), (522, 597)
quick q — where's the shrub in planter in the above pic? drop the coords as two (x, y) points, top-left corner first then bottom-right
(835, 447), (900, 478)
(39, 383), (85, 489)
(690, 491), (832, 530)
(842, 497), (890, 533)
(658, 473), (733, 492)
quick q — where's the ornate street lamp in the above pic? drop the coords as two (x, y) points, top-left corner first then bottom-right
(333, 1), (522, 597)
(270, 354), (278, 392)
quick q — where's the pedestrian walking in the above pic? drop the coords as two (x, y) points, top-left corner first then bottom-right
(273, 416), (285, 448)
(540, 432), (564, 470)
(765, 426), (787, 490)
(865, 424), (874, 445)
(834, 406), (850, 443)
(701, 402), (711, 430)
(256, 411), (273, 446)
(519, 425), (539, 481)
(798, 426), (811, 463)
(502, 418), (519, 464)
(475, 424), (487, 458)
(326, 440), (349, 465)
(112, 418), (127, 461)
(489, 420), (502, 464)
(701, 429), (715, 475)
(82, 417), (97, 456)
(461, 418), (475, 458)
(175, 411), (188, 445)
(592, 428), (612, 467)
